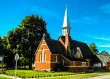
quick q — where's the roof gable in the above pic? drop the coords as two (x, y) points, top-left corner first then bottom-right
(35, 37), (51, 55)
(60, 36), (93, 59)
(35, 37), (44, 55)
(58, 36), (65, 45)
(75, 47), (83, 58)
(97, 55), (109, 63)
(45, 38), (66, 55)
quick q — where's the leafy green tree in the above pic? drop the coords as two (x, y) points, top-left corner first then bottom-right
(0, 36), (14, 68)
(0, 36), (4, 53)
(100, 50), (109, 56)
(89, 43), (99, 55)
(7, 15), (50, 69)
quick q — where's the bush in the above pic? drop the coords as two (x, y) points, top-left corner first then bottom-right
(53, 63), (65, 71)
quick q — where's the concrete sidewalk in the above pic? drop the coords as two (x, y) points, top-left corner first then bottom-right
(0, 74), (22, 79)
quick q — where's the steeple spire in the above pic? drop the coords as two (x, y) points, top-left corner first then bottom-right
(62, 5), (71, 36)
(63, 5), (70, 27)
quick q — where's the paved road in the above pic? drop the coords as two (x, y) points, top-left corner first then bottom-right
(86, 74), (110, 79)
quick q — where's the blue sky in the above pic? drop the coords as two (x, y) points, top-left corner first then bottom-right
(0, 0), (110, 53)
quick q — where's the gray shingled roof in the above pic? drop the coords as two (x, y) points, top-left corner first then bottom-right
(61, 36), (93, 59)
(45, 38), (66, 55)
(97, 55), (109, 66)
(44, 36), (100, 63)
(60, 36), (100, 63)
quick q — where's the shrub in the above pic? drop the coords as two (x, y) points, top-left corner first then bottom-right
(53, 63), (65, 71)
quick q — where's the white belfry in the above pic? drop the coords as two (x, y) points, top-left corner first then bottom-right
(62, 5), (71, 36)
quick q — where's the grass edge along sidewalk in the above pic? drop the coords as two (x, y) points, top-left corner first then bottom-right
(0, 72), (110, 79)
(38, 72), (110, 79)
(4, 70), (74, 78)
(0, 70), (110, 79)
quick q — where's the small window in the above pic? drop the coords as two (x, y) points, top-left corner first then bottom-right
(82, 62), (86, 66)
(63, 60), (65, 66)
(65, 29), (67, 33)
(76, 47), (81, 58)
(73, 62), (75, 66)
(63, 30), (64, 35)
(39, 53), (41, 62)
(88, 62), (89, 66)
(55, 56), (57, 62)
(42, 48), (44, 62)
(65, 29), (66, 33)
(44, 53), (46, 62)
(77, 53), (80, 58)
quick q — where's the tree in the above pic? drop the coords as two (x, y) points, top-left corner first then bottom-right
(89, 43), (99, 55)
(0, 36), (14, 68)
(0, 36), (4, 53)
(7, 15), (50, 69)
(99, 50), (109, 56)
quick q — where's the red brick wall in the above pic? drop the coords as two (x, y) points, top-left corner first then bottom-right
(50, 54), (60, 70)
(35, 39), (91, 71)
(65, 34), (70, 47)
(35, 39), (51, 70)
(58, 37), (65, 46)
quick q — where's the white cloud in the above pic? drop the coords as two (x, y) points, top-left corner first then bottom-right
(100, 3), (110, 15)
(93, 37), (110, 41)
(80, 33), (110, 42)
(70, 16), (100, 24)
(99, 45), (110, 47)
(82, 16), (100, 24)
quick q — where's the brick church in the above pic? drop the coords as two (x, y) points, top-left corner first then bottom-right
(35, 6), (100, 71)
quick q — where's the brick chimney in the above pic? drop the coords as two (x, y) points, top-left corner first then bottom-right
(65, 34), (71, 55)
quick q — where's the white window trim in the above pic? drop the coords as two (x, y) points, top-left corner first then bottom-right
(42, 49), (44, 62)
(82, 62), (86, 67)
(73, 62), (75, 66)
(76, 47), (83, 58)
(63, 60), (65, 66)
(55, 56), (57, 62)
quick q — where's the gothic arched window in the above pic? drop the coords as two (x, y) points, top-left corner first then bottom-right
(44, 53), (46, 62)
(55, 56), (57, 62)
(42, 48), (44, 62)
(39, 53), (41, 62)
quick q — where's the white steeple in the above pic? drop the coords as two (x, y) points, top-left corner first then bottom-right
(63, 5), (70, 27)
(62, 5), (71, 36)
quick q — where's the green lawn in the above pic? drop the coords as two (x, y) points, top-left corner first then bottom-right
(5, 70), (74, 78)
(0, 70), (110, 78)
(39, 72), (109, 79)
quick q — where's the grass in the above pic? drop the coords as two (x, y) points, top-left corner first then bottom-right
(39, 72), (110, 79)
(0, 70), (110, 78)
(5, 70), (74, 78)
